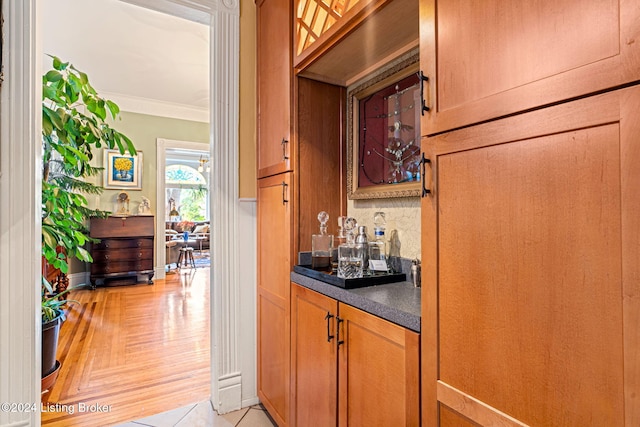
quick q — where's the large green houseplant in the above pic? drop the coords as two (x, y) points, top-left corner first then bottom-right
(41, 56), (136, 379)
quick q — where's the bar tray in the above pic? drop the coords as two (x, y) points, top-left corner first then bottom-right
(293, 265), (406, 289)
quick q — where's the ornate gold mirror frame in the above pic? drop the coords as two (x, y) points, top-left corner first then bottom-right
(347, 51), (421, 199)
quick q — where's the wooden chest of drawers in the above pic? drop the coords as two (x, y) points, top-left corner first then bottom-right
(89, 216), (155, 287)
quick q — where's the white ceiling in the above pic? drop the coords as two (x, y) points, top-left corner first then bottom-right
(41, 0), (210, 122)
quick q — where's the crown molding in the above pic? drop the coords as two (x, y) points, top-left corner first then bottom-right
(100, 90), (210, 123)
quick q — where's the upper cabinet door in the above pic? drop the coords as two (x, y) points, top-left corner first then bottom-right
(419, 0), (640, 135)
(257, 0), (292, 178)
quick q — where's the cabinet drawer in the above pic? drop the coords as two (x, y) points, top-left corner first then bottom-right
(90, 216), (154, 238)
(91, 248), (152, 263)
(93, 238), (153, 250)
(91, 260), (153, 275)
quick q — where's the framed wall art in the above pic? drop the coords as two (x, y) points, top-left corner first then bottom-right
(104, 149), (143, 190)
(347, 51), (421, 199)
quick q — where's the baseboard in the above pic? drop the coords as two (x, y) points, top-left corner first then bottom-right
(242, 397), (260, 408)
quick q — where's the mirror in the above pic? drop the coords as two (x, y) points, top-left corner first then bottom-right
(347, 51), (421, 200)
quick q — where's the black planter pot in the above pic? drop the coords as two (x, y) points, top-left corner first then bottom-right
(42, 316), (62, 378)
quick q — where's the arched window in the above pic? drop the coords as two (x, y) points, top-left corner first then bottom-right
(165, 164), (207, 186)
(165, 164), (209, 222)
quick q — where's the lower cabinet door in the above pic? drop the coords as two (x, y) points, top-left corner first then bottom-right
(338, 304), (420, 427)
(291, 283), (338, 427)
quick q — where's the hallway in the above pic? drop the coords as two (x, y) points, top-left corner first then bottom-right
(42, 268), (211, 426)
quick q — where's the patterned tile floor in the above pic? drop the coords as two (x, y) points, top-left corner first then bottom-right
(116, 401), (276, 427)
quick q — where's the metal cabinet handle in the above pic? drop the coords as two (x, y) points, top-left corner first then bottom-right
(325, 312), (334, 342)
(281, 138), (289, 161)
(421, 153), (432, 197)
(281, 181), (289, 205)
(336, 316), (344, 347)
(419, 71), (430, 115)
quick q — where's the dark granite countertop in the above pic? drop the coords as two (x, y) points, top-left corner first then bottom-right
(291, 271), (421, 333)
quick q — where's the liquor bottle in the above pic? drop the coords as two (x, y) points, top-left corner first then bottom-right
(368, 212), (388, 272)
(311, 211), (333, 272)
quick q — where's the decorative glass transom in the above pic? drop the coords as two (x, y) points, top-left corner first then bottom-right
(165, 165), (207, 186)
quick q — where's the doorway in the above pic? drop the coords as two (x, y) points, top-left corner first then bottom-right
(0, 1), (253, 425)
(156, 139), (211, 277)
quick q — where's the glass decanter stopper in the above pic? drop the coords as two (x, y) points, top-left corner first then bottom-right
(311, 211), (333, 272)
(337, 217), (364, 279)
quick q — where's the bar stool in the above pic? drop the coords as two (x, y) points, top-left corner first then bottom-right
(177, 246), (196, 268)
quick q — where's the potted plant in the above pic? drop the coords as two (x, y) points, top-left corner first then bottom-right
(40, 55), (136, 382)
(41, 278), (76, 382)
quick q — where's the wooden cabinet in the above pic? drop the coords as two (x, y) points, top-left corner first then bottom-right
(256, 75), (344, 427)
(292, 283), (420, 427)
(291, 283), (338, 426)
(257, 173), (293, 427)
(257, 0), (292, 178)
(421, 87), (640, 426)
(89, 216), (155, 287)
(419, 0), (640, 135)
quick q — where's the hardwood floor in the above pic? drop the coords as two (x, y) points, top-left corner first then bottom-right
(42, 268), (211, 426)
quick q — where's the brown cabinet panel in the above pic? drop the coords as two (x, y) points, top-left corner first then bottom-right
(291, 284), (420, 427)
(257, 292), (290, 426)
(338, 303), (420, 427)
(291, 284), (338, 427)
(296, 78), (346, 252)
(420, 0), (640, 135)
(257, 173), (293, 427)
(422, 87), (640, 426)
(257, 0), (292, 177)
(257, 174), (293, 301)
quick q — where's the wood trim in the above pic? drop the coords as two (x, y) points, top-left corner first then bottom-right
(621, 84), (640, 425)
(437, 382), (529, 427)
(431, 90), (621, 156)
(405, 329), (421, 425)
(420, 137), (438, 424)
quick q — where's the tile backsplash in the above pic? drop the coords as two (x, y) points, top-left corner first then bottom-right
(347, 197), (421, 260)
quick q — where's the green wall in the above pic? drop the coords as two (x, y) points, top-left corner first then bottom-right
(96, 111), (210, 215)
(70, 111), (210, 275)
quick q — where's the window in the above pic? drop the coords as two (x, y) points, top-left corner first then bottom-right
(165, 164), (209, 222)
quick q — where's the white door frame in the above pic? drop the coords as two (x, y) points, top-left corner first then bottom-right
(0, 1), (250, 425)
(155, 138), (210, 279)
